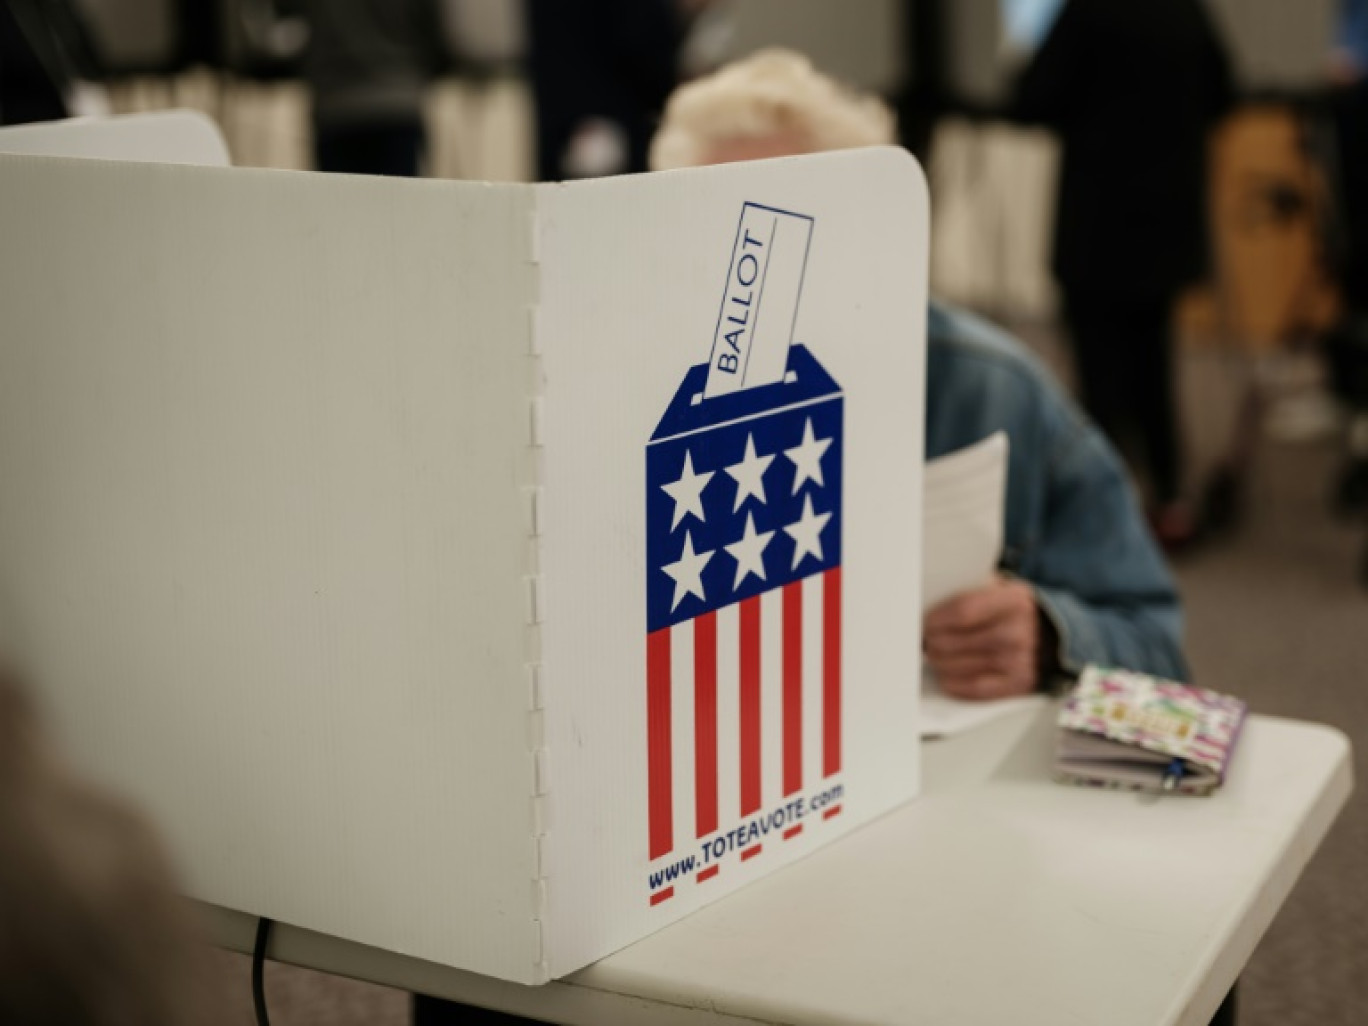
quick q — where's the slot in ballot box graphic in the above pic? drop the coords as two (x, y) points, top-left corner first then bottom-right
(0, 144), (928, 985)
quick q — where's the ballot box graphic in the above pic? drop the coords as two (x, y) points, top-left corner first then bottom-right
(644, 351), (845, 902)
(644, 201), (846, 905)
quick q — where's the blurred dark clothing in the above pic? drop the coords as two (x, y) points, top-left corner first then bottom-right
(896, 0), (947, 162)
(0, 2), (65, 124)
(0, 0), (100, 125)
(1332, 80), (1368, 313)
(1014, 0), (1234, 299)
(303, 0), (440, 175)
(303, 0), (441, 129)
(1013, 0), (1233, 511)
(176, 0), (224, 72)
(526, 0), (682, 180)
(1064, 292), (1181, 503)
(316, 121), (424, 177)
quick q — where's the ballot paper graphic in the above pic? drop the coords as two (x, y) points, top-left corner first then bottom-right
(704, 204), (815, 398)
(644, 203), (845, 907)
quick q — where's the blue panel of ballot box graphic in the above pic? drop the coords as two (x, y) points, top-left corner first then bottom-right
(646, 347), (844, 633)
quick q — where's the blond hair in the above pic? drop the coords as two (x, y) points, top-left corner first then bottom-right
(650, 49), (897, 171)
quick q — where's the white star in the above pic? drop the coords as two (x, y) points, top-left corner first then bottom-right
(661, 451), (714, 531)
(724, 434), (776, 512)
(784, 494), (832, 571)
(785, 418), (833, 494)
(661, 531), (714, 611)
(724, 511), (775, 590)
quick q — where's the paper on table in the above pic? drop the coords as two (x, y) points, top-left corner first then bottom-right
(923, 430), (1008, 609)
(921, 682), (1046, 739)
(919, 431), (1044, 736)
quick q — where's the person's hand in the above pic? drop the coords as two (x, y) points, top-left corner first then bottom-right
(924, 576), (1041, 701)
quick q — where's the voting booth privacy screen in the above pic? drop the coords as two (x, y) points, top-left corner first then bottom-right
(0, 148), (928, 983)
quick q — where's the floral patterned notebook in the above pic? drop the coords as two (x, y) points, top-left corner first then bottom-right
(1055, 666), (1249, 795)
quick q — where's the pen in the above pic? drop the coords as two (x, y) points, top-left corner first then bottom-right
(1161, 757), (1186, 793)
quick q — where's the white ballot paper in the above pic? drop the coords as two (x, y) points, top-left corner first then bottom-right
(923, 431), (1008, 610)
(920, 431), (1046, 737)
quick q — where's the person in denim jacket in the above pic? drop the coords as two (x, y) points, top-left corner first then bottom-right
(926, 302), (1186, 692)
(650, 49), (1186, 700)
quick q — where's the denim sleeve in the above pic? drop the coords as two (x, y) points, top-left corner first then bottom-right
(1025, 408), (1189, 685)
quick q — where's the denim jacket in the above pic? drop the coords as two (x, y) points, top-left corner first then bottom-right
(926, 303), (1188, 683)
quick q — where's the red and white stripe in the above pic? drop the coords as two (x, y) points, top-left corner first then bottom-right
(647, 567), (842, 868)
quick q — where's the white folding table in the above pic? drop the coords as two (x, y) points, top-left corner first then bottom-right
(203, 702), (1352, 1025)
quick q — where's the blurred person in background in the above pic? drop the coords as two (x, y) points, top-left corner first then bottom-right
(1012, 0), (1233, 550)
(302, 0), (444, 176)
(0, 663), (225, 1026)
(651, 50), (1186, 702)
(525, 0), (691, 180)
